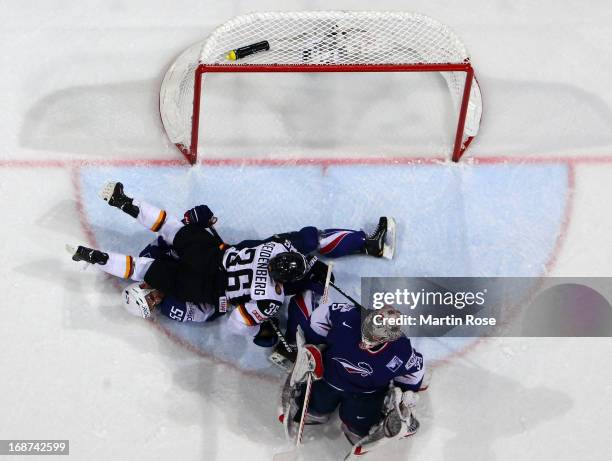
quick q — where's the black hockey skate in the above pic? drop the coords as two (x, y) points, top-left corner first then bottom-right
(99, 181), (139, 218)
(68, 245), (109, 265)
(364, 217), (396, 260)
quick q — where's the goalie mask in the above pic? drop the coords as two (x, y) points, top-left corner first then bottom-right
(268, 252), (308, 283)
(361, 306), (404, 349)
(122, 282), (162, 319)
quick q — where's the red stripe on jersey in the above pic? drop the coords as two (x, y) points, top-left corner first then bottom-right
(295, 294), (311, 320)
(319, 231), (349, 254)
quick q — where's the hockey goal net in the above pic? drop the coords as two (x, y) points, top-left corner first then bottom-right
(160, 11), (482, 164)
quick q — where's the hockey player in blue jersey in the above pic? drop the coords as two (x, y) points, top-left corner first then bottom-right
(279, 292), (426, 457)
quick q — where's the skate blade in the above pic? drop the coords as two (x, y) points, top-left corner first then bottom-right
(382, 217), (396, 260)
(99, 181), (117, 202)
(65, 244), (77, 256)
(66, 244), (90, 271)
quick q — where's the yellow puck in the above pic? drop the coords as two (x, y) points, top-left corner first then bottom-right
(226, 50), (237, 61)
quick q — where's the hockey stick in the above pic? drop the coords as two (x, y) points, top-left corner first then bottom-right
(207, 219), (225, 246)
(329, 281), (365, 309)
(268, 318), (294, 354)
(272, 326), (315, 461)
(272, 377), (315, 461)
(295, 373), (313, 446)
(209, 225), (222, 242)
(320, 262), (334, 305)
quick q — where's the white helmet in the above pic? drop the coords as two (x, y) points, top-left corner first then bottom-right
(361, 306), (404, 349)
(123, 282), (155, 318)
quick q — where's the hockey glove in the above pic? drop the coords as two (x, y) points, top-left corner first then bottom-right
(291, 344), (324, 385)
(183, 205), (215, 226)
(308, 259), (335, 286)
(253, 319), (279, 348)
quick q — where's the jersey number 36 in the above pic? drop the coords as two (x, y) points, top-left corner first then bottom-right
(225, 249), (256, 295)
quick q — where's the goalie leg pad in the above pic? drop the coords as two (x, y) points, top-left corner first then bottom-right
(345, 414), (420, 460)
(293, 379), (341, 423)
(341, 422), (363, 446)
(338, 389), (387, 438)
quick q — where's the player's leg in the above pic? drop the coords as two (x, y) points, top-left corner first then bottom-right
(274, 226), (365, 256)
(295, 379), (341, 425)
(344, 388), (420, 458)
(279, 218), (395, 259)
(70, 243), (221, 304)
(99, 181), (183, 244)
(338, 390), (387, 444)
(319, 217), (395, 258)
(70, 245), (153, 281)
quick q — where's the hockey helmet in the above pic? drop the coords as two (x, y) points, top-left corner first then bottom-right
(268, 252), (308, 283)
(361, 306), (404, 348)
(122, 282), (161, 319)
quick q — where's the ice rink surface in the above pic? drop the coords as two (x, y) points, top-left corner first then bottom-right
(1, 1), (612, 460)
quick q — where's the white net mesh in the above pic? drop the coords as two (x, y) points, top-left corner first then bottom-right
(160, 11), (482, 160)
(159, 41), (201, 154)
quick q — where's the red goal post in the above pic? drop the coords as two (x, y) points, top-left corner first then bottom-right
(160, 11), (482, 164)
